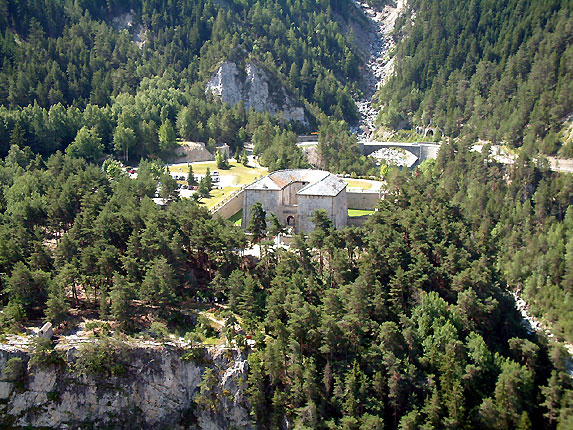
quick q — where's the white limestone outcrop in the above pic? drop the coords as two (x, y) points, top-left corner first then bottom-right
(0, 343), (251, 429)
(206, 61), (307, 124)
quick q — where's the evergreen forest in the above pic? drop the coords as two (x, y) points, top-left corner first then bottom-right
(0, 0), (572, 429)
(376, 0), (573, 155)
(0, 0), (361, 168)
(0, 143), (572, 428)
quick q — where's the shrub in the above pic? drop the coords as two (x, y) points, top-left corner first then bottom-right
(29, 338), (65, 368)
(2, 357), (24, 382)
(74, 337), (130, 377)
(182, 347), (206, 362)
(47, 390), (60, 402)
(84, 321), (112, 337)
(149, 321), (170, 340)
(0, 301), (26, 330)
(184, 331), (203, 344)
(195, 315), (217, 339)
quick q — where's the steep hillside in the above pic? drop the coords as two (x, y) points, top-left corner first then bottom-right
(1, 343), (250, 429)
(0, 0), (360, 161)
(375, 0), (573, 154)
(1, 147), (572, 430)
(205, 61), (308, 124)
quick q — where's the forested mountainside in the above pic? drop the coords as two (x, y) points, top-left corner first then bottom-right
(0, 0), (360, 164)
(1, 1), (573, 429)
(0, 145), (572, 429)
(376, 0), (573, 155)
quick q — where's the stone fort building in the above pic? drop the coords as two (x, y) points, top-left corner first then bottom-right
(242, 169), (348, 233)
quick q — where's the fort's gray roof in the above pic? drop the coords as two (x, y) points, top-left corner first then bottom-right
(246, 169), (346, 196)
(246, 175), (282, 190)
(298, 174), (346, 196)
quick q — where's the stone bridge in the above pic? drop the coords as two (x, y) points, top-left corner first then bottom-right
(359, 140), (441, 167)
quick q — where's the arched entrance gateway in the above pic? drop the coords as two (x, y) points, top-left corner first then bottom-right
(286, 215), (295, 227)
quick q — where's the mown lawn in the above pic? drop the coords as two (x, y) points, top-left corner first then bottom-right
(169, 161), (267, 186)
(344, 179), (373, 190)
(199, 186), (240, 209)
(348, 208), (375, 217)
(228, 209), (243, 226)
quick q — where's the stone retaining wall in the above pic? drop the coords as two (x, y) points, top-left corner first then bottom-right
(211, 190), (245, 220)
(347, 190), (381, 210)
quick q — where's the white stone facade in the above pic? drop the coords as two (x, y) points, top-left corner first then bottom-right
(242, 170), (348, 233)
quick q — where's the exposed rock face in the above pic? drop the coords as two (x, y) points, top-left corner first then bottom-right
(350, 0), (406, 137)
(206, 61), (307, 124)
(0, 344), (252, 429)
(369, 147), (418, 168)
(171, 141), (215, 163)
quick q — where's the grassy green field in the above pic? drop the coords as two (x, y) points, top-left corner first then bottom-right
(200, 187), (241, 209)
(344, 179), (373, 190)
(348, 209), (375, 217)
(170, 161), (267, 186)
(170, 161), (266, 209)
(228, 209), (243, 226)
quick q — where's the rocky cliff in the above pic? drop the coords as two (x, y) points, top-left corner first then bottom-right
(206, 61), (308, 124)
(0, 342), (252, 429)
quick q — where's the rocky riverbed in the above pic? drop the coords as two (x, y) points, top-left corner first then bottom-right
(369, 147), (418, 168)
(352, 0), (406, 137)
(512, 291), (573, 376)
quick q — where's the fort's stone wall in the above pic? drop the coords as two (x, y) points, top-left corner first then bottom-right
(297, 190), (347, 232)
(211, 190), (244, 220)
(333, 189), (349, 230)
(347, 214), (370, 227)
(347, 190), (381, 210)
(217, 187), (378, 228)
(242, 189), (281, 228)
(242, 170), (349, 233)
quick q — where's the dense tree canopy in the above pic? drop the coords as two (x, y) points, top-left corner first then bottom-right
(0, 1), (572, 429)
(376, 0), (573, 155)
(0, 143), (571, 430)
(0, 0), (362, 164)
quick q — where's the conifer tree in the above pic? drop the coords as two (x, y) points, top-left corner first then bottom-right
(248, 202), (267, 244)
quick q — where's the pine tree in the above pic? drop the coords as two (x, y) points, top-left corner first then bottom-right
(45, 279), (68, 325)
(158, 118), (176, 152)
(248, 202), (267, 244)
(140, 256), (177, 313)
(187, 164), (197, 185)
(197, 168), (212, 197)
(215, 149), (225, 169)
(110, 275), (132, 330)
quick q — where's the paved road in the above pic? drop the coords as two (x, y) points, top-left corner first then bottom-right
(548, 157), (573, 173)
